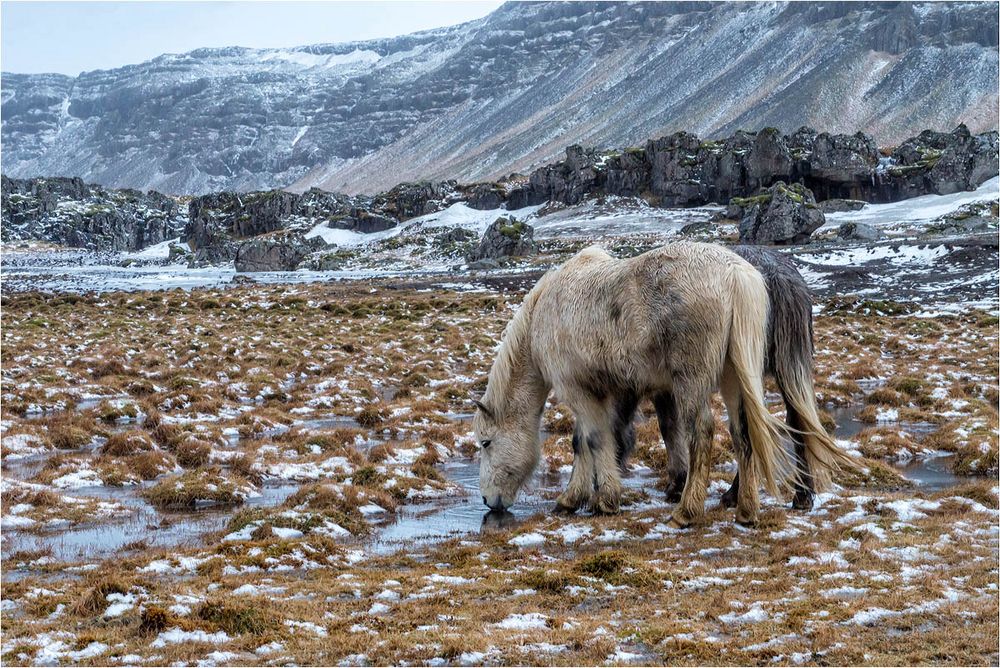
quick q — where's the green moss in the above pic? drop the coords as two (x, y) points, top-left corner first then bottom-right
(498, 220), (527, 239)
(730, 193), (772, 208)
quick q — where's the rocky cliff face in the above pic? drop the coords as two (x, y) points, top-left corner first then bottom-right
(183, 181), (465, 265)
(507, 125), (999, 209)
(2, 1), (997, 195)
(0, 175), (184, 251)
(4, 123), (996, 257)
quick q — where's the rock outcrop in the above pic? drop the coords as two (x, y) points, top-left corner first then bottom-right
(505, 125), (998, 209)
(0, 175), (184, 251)
(233, 233), (325, 272)
(838, 222), (886, 242)
(466, 217), (537, 265)
(735, 182), (826, 245)
(183, 180), (459, 265)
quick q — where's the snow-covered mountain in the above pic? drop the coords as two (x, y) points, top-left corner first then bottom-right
(2, 1), (997, 195)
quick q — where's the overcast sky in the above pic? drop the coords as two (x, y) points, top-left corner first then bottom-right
(1, 1), (504, 75)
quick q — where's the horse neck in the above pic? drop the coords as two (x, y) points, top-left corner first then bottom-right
(487, 301), (549, 427)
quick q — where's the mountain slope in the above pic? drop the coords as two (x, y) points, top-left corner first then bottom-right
(2, 1), (997, 195)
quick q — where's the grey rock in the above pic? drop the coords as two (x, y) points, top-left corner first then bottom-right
(466, 258), (501, 271)
(0, 175), (183, 251)
(838, 221), (885, 241)
(434, 227), (478, 258)
(463, 183), (506, 210)
(466, 216), (537, 262)
(944, 216), (995, 234)
(504, 125), (998, 210)
(820, 199), (868, 213)
(304, 249), (354, 271)
(233, 233), (325, 272)
(809, 132), (880, 186)
(351, 211), (396, 234)
(737, 182), (826, 245)
(183, 186), (418, 263)
(167, 242), (193, 263)
(680, 221), (714, 236)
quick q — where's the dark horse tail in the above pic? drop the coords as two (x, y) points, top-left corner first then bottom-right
(734, 246), (856, 492)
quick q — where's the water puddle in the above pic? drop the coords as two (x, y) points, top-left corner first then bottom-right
(827, 403), (938, 439)
(894, 454), (975, 491)
(0, 398), (978, 578)
(370, 459), (665, 554)
(827, 403), (971, 489)
(2, 481), (300, 566)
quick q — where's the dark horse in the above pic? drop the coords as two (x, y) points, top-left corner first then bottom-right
(585, 245), (848, 511)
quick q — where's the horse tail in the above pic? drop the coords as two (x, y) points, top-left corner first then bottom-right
(726, 261), (794, 497)
(770, 289), (857, 491)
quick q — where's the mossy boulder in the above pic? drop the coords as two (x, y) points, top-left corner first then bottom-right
(465, 216), (537, 264)
(735, 182), (826, 245)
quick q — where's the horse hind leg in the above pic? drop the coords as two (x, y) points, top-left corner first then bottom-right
(786, 402), (815, 510)
(720, 405), (741, 508)
(720, 471), (739, 509)
(721, 365), (759, 526)
(654, 393), (687, 503)
(555, 427), (595, 513)
(667, 400), (714, 528)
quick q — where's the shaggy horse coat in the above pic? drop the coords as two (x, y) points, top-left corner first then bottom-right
(474, 241), (791, 526)
(651, 245), (855, 510)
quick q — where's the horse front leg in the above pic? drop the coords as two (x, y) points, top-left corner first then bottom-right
(555, 427), (595, 513)
(590, 420), (625, 515)
(667, 401), (714, 528)
(566, 398), (624, 515)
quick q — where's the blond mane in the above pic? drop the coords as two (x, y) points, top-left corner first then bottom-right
(482, 274), (550, 421)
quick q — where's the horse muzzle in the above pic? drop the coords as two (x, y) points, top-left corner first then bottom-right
(483, 495), (508, 511)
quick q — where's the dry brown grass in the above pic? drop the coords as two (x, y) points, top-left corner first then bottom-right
(1, 283), (997, 666)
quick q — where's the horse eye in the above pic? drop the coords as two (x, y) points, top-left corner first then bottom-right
(480, 439), (492, 449)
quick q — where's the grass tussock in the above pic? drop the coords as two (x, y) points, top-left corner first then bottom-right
(142, 467), (251, 509)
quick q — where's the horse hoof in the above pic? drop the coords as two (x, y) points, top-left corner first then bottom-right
(720, 490), (738, 509)
(735, 511), (758, 527)
(553, 501), (578, 515)
(792, 493), (814, 511)
(591, 483), (622, 515)
(592, 496), (621, 515)
(663, 474), (686, 503)
(666, 516), (688, 530)
(555, 492), (586, 513)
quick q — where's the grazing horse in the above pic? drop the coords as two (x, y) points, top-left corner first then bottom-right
(473, 241), (793, 527)
(650, 245), (854, 510)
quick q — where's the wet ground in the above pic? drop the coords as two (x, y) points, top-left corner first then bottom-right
(0, 276), (996, 666)
(1, 399), (975, 574)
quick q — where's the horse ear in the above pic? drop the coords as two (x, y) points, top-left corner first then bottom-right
(470, 394), (494, 420)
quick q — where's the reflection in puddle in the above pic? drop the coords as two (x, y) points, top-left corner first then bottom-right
(895, 454), (974, 491)
(827, 403), (939, 440)
(369, 458), (664, 553)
